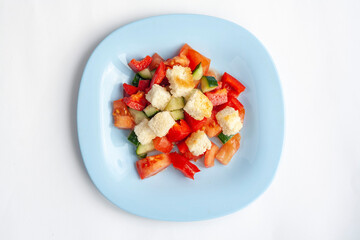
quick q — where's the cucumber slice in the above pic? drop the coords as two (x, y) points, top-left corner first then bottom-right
(132, 73), (141, 87)
(138, 68), (152, 79)
(150, 69), (156, 77)
(128, 131), (140, 146)
(129, 108), (148, 124)
(165, 97), (185, 111)
(143, 105), (159, 118)
(170, 109), (184, 120)
(201, 76), (218, 93)
(218, 132), (234, 144)
(192, 63), (203, 81)
(136, 141), (155, 156)
(137, 153), (147, 159)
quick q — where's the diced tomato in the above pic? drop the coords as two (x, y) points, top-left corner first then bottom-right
(138, 80), (150, 91)
(184, 111), (207, 132)
(176, 141), (203, 160)
(150, 62), (166, 87)
(204, 116), (222, 138)
(153, 136), (173, 153)
(216, 133), (241, 165)
(166, 119), (191, 142)
(168, 152), (200, 179)
(123, 91), (147, 111)
(149, 53), (164, 70)
(112, 99), (135, 129)
(223, 82), (240, 98)
(179, 44), (211, 74)
(228, 97), (245, 122)
(128, 55), (152, 72)
(204, 142), (219, 168)
(136, 154), (171, 179)
(123, 83), (138, 95)
(221, 72), (245, 94)
(205, 88), (228, 106)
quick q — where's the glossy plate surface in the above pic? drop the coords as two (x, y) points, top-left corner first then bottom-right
(77, 14), (284, 221)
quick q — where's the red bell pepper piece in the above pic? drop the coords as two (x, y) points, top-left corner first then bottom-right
(223, 82), (240, 98)
(204, 142), (219, 168)
(136, 154), (171, 179)
(123, 83), (138, 95)
(213, 97), (245, 122)
(149, 53), (164, 70)
(184, 111), (207, 132)
(153, 136), (173, 153)
(150, 62), (166, 87)
(205, 88), (228, 106)
(128, 55), (152, 72)
(166, 119), (191, 142)
(123, 91), (147, 111)
(221, 72), (245, 95)
(138, 80), (150, 91)
(176, 141), (203, 160)
(168, 152), (200, 179)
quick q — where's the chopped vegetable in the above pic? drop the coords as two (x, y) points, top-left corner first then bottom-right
(136, 141), (155, 156)
(138, 68), (152, 79)
(179, 44), (211, 74)
(112, 99), (135, 129)
(218, 132), (234, 144)
(136, 154), (171, 179)
(170, 109), (184, 120)
(200, 76), (218, 93)
(204, 142), (219, 168)
(128, 108), (148, 124)
(153, 136), (173, 153)
(128, 55), (152, 72)
(123, 91), (147, 111)
(128, 131), (140, 146)
(166, 119), (191, 142)
(165, 97), (185, 111)
(150, 61), (166, 87)
(138, 80), (150, 91)
(131, 74), (141, 87)
(149, 53), (164, 70)
(216, 133), (241, 165)
(184, 111), (207, 132)
(123, 83), (138, 95)
(205, 88), (228, 106)
(221, 72), (245, 95)
(192, 63), (203, 81)
(143, 105), (160, 118)
(169, 152), (200, 179)
(176, 141), (203, 160)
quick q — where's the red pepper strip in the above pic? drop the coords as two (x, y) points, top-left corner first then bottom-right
(176, 141), (203, 161)
(168, 152), (200, 179)
(205, 88), (228, 106)
(138, 80), (150, 91)
(150, 62), (166, 88)
(221, 72), (245, 95)
(184, 111), (207, 132)
(123, 83), (138, 95)
(166, 119), (191, 142)
(128, 55), (152, 72)
(123, 91), (147, 111)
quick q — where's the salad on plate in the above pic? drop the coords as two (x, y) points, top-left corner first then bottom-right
(112, 44), (246, 180)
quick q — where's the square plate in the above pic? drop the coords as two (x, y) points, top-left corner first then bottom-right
(77, 14), (284, 221)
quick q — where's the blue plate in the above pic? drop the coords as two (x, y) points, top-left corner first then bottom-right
(77, 14), (284, 221)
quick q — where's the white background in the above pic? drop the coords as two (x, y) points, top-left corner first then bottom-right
(1, 0), (359, 239)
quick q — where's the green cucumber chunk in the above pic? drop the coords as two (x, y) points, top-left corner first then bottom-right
(143, 105), (160, 117)
(128, 131), (140, 146)
(170, 109), (184, 120)
(165, 97), (185, 111)
(138, 68), (152, 79)
(131, 73), (141, 87)
(129, 108), (148, 124)
(218, 132), (234, 144)
(136, 141), (155, 156)
(150, 69), (156, 77)
(201, 76), (218, 93)
(192, 63), (203, 81)
(137, 153), (147, 159)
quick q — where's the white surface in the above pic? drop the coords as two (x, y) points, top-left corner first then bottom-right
(1, 0), (359, 239)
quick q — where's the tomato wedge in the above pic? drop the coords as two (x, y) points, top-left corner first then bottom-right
(221, 72), (245, 95)
(204, 142), (219, 168)
(176, 141), (203, 160)
(123, 91), (147, 111)
(205, 88), (228, 106)
(112, 99), (135, 129)
(166, 119), (191, 142)
(149, 53), (164, 70)
(123, 83), (138, 95)
(204, 115), (222, 138)
(150, 62), (166, 87)
(169, 152), (200, 179)
(184, 111), (207, 132)
(128, 55), (152, 72)
(136, 154), (171, 179)
(216, 133), (241, 165)
(153, 136), (173, 153)
(179, 44), (211, 74)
